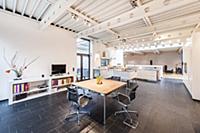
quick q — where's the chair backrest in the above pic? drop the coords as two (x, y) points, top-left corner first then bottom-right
(67, 86), (79, 104)
(111, 76), (121, 81)
(127, 80), (137, 89)
(129, 89), (136, 101)
(127, 81), (138, 101)
(164, 65), (167, 71)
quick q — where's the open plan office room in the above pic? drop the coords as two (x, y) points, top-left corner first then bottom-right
(0, 0), (200, 133)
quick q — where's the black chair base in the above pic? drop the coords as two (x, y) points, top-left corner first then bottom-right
(65, 111), (90, 125)
(123, 118), (139, 129)
(115, 109), (139, 129)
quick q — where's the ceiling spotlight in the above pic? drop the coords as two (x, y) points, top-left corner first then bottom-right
(83, 20), (92, 27)
(87, 22), (91, 27)
(71, 13), (79, 21)
(83, 19), (87, 25)
(130, 0), (138, 8)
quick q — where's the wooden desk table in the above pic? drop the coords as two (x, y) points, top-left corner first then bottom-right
(73, 79), (126, 125)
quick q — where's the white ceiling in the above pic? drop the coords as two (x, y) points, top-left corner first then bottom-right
(0, 0), (200, 52)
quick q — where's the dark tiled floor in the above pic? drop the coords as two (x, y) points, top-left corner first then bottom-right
(0, 79), (200, 133)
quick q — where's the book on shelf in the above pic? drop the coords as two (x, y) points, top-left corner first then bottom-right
(13, 83), (29, 94)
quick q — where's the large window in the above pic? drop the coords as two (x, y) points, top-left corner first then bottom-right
(76, 38), (90, 81)
(77, 38), (90, 54)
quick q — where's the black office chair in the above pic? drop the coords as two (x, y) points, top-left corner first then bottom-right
(126, 79), (138, 94)
(65, 85), (90, 125)
(114, 81), (139, 129)
(108, 76), (121, 81)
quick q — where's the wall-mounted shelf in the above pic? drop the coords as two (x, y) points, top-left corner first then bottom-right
(9, 74), (74, 105)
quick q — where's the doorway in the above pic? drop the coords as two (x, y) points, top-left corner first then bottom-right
(76, 38), (90, 81)
(77, 54), (90, 81)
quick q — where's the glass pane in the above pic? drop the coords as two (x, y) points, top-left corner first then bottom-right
(77, 38), (90, 54)
(77, 55), (81, 81)
(101, 59), (109, 66)
(82, 56), (89, 80)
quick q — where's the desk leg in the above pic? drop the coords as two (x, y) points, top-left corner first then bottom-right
(103, 95), (106, 125)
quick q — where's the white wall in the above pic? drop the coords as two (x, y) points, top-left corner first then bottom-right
(93, 43), (124, 67)
(183, 32), (200, 100)
(109, 49), (124, 66)
(92, 43), (106, 68)
(191, 32), (200, 100)
(124, 51), (181, 69)
(0, 12), (76, 100)
(183, 43), (192, 95)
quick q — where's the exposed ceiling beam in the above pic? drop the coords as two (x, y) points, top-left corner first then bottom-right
(56, 14), (69, 25)
(66, 7), (119, 37)
(40, 0), (80, 29)
(2, 0), (5, 10)
(22, 0), (29, 16)
(106, 28), (192, 48)
(192, 22), (200, 35)
(37, 3), (50, 21)
(100, 13), (200, 43)
(77, 0), (199, 37)
(13, 0), (17, 13)
(108, 28), (192, 46)
(66, 7), (98, 24)
(0, 8), (38, 23)
(30, 0), (41, 18)
(137, 0), (152, 26)
(137, 0), (158, 38)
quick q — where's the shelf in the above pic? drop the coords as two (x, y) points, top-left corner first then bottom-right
(28, 87), (49, 93)
(9, 75), (75, 105)
(52, 84), (71, 88)
(51, 87), (68, 94)
(50, 74), (74, 80)
(11, 77), (49, 84)
(13, 87), (49, 96)
(12, 92), (49, 104)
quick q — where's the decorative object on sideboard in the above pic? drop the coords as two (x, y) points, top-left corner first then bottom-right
(96, 76), (103, 85)
(3, 49), (39, 80)
(67, 66), (70, 74)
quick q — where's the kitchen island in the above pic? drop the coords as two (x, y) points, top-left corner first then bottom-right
(100, 65), (163, 82)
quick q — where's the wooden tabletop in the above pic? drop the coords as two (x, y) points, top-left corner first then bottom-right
(73, 79), (126, 95)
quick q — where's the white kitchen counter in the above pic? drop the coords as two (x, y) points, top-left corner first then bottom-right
(100, 65), (163, 81)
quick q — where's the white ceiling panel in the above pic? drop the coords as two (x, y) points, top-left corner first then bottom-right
(0, 0), (200, 37)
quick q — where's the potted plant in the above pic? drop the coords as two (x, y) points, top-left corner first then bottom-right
(96, 76), (103, 85)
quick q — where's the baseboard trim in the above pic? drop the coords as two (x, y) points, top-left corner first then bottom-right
(0, 99), (8, 102)
(183, 83), (200, 102)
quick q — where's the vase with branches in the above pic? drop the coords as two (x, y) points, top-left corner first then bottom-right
(3, 49), (39, 80)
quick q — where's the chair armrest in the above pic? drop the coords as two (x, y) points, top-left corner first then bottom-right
(78, 95), (90, 108)
(117, 92), (131, 106)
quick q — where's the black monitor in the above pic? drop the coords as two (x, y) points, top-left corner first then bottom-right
(51, 64), (66, 75)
